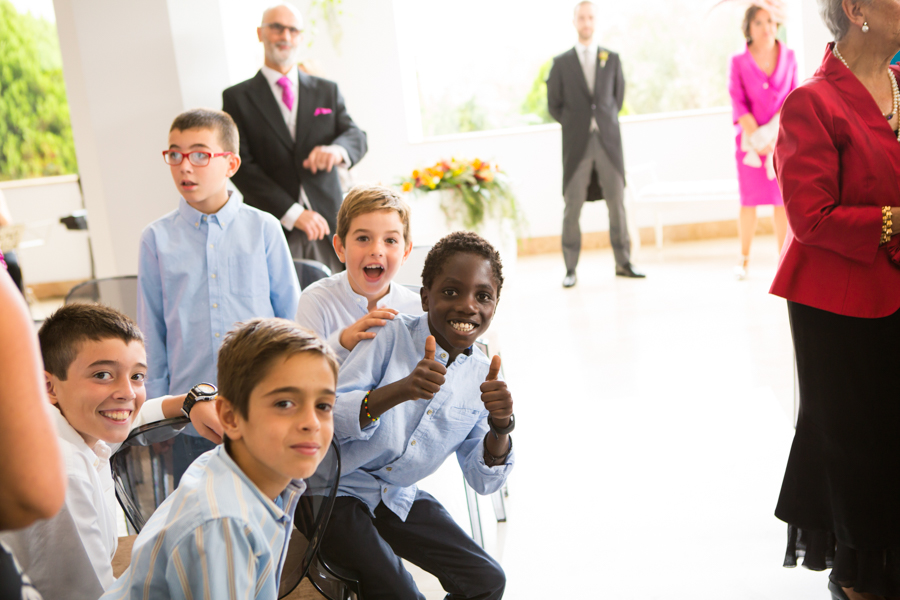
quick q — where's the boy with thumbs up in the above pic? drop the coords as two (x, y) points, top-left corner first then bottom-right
(324, 231), (514, 600)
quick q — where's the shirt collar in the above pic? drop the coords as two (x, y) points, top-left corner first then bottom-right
(177, 190), (241, 229)
(217, 445), (306, 521)
(261, 64), (298, 90)
(411, 314), (472, 365)
(576, 41), (596, 55)
(49, 407), (110, 463)
(338, 271), (409, 311)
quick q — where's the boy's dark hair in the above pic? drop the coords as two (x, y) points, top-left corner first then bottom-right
(421, 231), (504, 297)
(336, 184), (411, 246)
(170, 108), (239, 154)
(39, 303), (144, 380)
(217, 318), (339, 420)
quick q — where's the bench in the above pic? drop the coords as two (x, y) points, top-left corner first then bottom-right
(627, 178), (739, 249)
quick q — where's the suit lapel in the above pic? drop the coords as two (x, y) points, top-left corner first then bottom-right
(295, 69), (315, 152)
(247, 71), (293, 151)
(567, 47), (592, 100)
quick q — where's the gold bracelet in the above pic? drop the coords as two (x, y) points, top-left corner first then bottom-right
(882, 206), (893, 245)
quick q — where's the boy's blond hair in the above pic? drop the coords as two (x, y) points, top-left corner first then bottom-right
(217, 318), (338, 419)
(169, 108), (239, 154)
(336, 184), (411, 246)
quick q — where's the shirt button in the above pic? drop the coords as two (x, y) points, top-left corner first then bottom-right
(591, 103), (597, 110)
(427, 409), (433, 416)
(410, 440), (416, 446)
(209, 244), (214, 249)
(386, 467), (392, 471)
(194, 222), (199, 227)
(211, 274), (216, 279)
(202, 216), (207, 221)
(763, 82), (769, 89)
(383, 487), (388, 493)
(215, 333), (220, 338)
(440, 352), (447, 359)
(212, 303), (218, 308)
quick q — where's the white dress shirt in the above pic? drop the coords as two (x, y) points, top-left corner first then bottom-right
(576, 41), (600, 132)
(260, 65), (350, 231)
(0, 399), (166, 600)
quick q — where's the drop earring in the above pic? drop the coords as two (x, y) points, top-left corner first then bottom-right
(862, 21), (870, 33)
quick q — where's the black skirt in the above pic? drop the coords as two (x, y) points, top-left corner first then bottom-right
(777, 301), (900, 595)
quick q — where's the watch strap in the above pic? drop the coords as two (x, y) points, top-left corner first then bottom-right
(487, 414), (515, 439)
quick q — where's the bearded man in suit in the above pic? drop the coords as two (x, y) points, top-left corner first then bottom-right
(223, 3), (367, 273)
(547, 1), (643, 287)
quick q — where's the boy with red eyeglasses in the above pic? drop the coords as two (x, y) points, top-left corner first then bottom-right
(138, 108), (300, 417)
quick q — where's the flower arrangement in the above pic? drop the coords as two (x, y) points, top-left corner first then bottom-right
(399, 158), (522, 232)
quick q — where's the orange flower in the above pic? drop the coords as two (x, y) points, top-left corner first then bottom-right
(472, 158), (482, 169)
(412, 169), (420, 179)
(402, 181), (413, 192)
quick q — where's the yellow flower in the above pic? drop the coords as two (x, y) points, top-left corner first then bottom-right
(402, 181), (413, 192)
(472, 158), (482, 169)
(412, 170), (420, 179)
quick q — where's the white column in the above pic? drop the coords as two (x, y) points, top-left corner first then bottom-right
(52, 0), (242, 277)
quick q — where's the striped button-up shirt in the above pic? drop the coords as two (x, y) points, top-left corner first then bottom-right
(102, 445), (305, 600)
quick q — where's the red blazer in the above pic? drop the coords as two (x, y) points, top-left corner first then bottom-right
(771, 44), (900, 318)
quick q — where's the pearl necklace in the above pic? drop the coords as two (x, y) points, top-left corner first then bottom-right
(833, 44), (900, 141)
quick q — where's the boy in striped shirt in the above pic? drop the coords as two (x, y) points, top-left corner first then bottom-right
(103, 319), (337, 599)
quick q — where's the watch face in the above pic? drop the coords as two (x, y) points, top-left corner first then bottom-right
(195, 383), (217, 396)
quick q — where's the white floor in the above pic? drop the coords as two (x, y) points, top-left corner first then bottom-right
(35, 234), (831, 598)
(416, 235), (829, 599)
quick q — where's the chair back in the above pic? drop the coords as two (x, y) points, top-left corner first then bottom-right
(110, 417), (215, 533)
(65, 276), (139, 322)
(294, 259), (332, 290)
(278, 438), (342, 598)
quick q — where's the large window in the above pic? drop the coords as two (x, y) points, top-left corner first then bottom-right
(396, 0), (749, 137)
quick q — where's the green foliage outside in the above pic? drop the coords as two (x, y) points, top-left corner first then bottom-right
(0, 0), (77, 181)
(520, 59), (553, 125)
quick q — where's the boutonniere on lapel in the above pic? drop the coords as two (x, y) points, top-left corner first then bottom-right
(598, 50), (609, 69)
(313, 107), (332, 116)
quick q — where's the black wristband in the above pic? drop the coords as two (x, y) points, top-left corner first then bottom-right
(487, 414), (515, 439)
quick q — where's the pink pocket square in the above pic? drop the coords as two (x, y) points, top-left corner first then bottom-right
(314, 107), (332, 116)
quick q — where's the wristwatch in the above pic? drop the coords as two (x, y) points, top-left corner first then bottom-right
(487, 414), (515, 439)
(181, 383), (218, 418)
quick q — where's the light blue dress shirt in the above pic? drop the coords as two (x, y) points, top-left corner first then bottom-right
(295, 270), (423, 363)
(138, 194), (301, 398)
(334, 313), (514, 521)
(102, 445), (305, 600)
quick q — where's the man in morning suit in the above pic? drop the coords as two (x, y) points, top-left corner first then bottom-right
(547, 1), (644, 287)
(222, 3), (367, 273)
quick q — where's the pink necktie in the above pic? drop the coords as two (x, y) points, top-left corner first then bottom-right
(276, 76), (294, 111)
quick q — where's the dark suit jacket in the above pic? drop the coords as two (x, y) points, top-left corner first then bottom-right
(770, 46), (900, 318)
(547, 46), (625, 196)
(222, 69), (367, 233)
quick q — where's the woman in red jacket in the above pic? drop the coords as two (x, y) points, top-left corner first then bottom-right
(772, 1), (900, 599)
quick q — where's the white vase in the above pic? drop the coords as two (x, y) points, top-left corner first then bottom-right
(405, 190), (517, 280)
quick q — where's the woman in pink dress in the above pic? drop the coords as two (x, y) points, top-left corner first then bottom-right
(729, 5), (798, 278)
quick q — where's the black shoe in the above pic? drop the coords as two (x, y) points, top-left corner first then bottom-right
(828, 580), (850, 600)
(615, 263), (646, 278)
(562, 271), (577, 288)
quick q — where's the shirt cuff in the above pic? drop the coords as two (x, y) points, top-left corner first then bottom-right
(134, 395), (171, 428)
(331, 145), (351, 168)
(334, 391), (379, 441)
(281, 203), (305, 231)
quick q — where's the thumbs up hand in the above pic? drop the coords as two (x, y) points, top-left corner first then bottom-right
(480, 354), (513, 424)
(404, 335), (446, 401)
